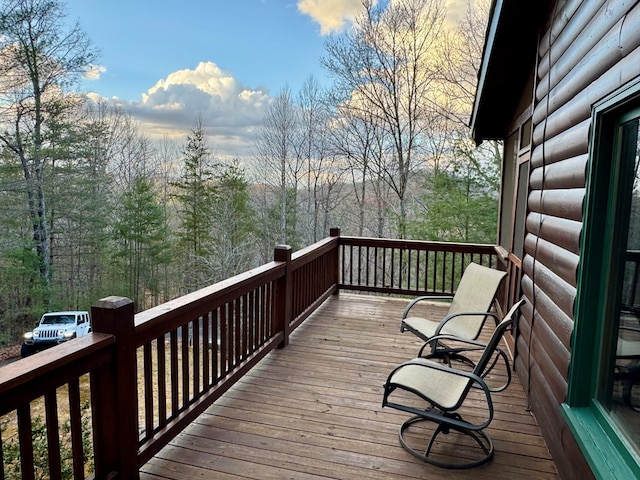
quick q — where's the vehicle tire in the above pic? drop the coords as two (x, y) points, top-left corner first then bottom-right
(20, 343), (35, 358)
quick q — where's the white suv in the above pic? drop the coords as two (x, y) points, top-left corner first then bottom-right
(21, 311), (91, 357)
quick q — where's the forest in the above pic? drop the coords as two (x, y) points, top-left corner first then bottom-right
(0, 0), (499, 345)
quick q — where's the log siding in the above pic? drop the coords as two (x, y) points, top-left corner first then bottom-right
(514, 1), (640, 478)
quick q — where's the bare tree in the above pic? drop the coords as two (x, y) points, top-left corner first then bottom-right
(329, 103), (389, 237)
(295, 76), (338, 243)
(255, 87), (300, 245)
(323, 0), (446, 238)
(0, 0), (97, 296)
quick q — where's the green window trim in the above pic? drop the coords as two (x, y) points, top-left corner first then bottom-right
(565, 78), (640, 479)
(563, 403), (640, 479)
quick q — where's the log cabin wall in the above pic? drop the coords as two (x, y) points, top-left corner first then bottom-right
(515, 0), (640, 478)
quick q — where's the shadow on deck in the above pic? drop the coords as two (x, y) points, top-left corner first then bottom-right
(141, 294), (558, 480)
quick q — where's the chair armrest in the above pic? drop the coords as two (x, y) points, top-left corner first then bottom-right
(402, 295), (454, 319)
(418, 333), (487, 356)
(418, 332), (512, 393)
(434, 311), (499, 336)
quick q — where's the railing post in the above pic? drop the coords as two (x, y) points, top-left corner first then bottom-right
(330, 227), (341, 296)
(274, 245), (292, 348)
(90, 296), (139, 480)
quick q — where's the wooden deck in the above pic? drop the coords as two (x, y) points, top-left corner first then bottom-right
(140, 294), (559, 480)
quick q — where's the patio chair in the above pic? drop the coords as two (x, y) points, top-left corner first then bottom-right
(615, 309), (640, 409)
(383, 300), (525, 469)
(400, 262), (506, 353)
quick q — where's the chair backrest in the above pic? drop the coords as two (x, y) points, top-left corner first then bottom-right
(442, 263), (507, 338)
(471, 299), (525, 378)
(448, 263), (507, 315)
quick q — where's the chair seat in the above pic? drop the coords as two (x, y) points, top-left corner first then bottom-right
(401, 316), (439, 338)
(388, 358), (468, 410)
(617, 337), (640, 358)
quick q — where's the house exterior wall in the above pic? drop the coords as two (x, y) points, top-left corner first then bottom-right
(515, 0), (640, 478)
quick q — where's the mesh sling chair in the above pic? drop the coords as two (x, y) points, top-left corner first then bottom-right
(615, 309), (640, 410)
(383, 300), (525, 469)
(400, 262), (507, 353)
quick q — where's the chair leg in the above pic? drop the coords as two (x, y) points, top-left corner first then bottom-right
(398, 415), (494, 469)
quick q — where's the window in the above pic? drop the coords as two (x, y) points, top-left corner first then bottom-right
(565, 81), (640, 479)
(499, 131), (518, 250)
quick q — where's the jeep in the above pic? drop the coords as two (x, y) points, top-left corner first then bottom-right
(21, 311), (91, 357)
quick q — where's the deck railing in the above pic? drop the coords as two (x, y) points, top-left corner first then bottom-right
(0, 229), (499, 480)
(338, 236), (498, 296)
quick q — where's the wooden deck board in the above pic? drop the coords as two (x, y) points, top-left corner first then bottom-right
(141, 294), (559, 480)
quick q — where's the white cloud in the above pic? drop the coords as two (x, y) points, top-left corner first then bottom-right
(84, 64), (106, 80)
(297, 0), (371, 34)
(88, 61), (272, 160)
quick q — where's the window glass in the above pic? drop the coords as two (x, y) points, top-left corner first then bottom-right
(499, 132), (518, 249)
(611, 115), (640, 451)
(512, 160), (530, 259)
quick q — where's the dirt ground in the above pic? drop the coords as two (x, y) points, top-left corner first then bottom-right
(0, 345), (21, 365)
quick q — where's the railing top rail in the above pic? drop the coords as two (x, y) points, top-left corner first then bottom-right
(0, 333), (114, 396)
(291, 236), (338, 269)
(337, 236), (496, 253)
(134, 261), (285, 343)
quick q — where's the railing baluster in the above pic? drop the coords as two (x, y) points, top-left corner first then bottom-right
(451, 252), (457, 292)
(241, 294), (248, 360)
(17, 405), (35, 480)
(203, 313), (211, 390)
(157, 338), (167, 426)
(45, 391), (62, 480)
(213, 308), (220, 382)
(390, 248), (396, 289)
(181, 324), (189, 406)
(143, 343), (153, 438)
(257, 286), (264, 346)
(68, 378), (83, 480)
(221, 304), (229, 374)
(193, 317), (200, 397)
(349, 244), (353, 285)
(0, 425), (5, 480)
(250, 289), (255, 353)
(170, 329), (178, 416)
(234, 299), (242, 365)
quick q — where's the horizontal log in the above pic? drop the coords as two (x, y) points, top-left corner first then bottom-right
(529, 154), (587, 190)
(523, 255), (576, 319)
(518, 317), (569, 406)
(514, 333), (567, 407)
(537, 0), (584, 71)
(534, 44), (640, 145)
(528, 187), (585, 222)
(520, 275), (575, 350)
(526, 212), (582, 254)
(526, 363), (592, 480)
(531, 118), (590, 167)
(537, 0), (633, 101)
(522, 299), (571, 379)
(524, 234), (579, 287)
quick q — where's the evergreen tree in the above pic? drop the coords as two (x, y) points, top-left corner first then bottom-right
(0, 0), (97, 302)
(171, 119), (216, 291)
(209, 160), (257, 280)
(114, 176), (171, 310)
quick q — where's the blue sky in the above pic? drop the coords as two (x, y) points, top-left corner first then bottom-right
(63, 0), (470, 159)
(67, 1), (335, 100)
